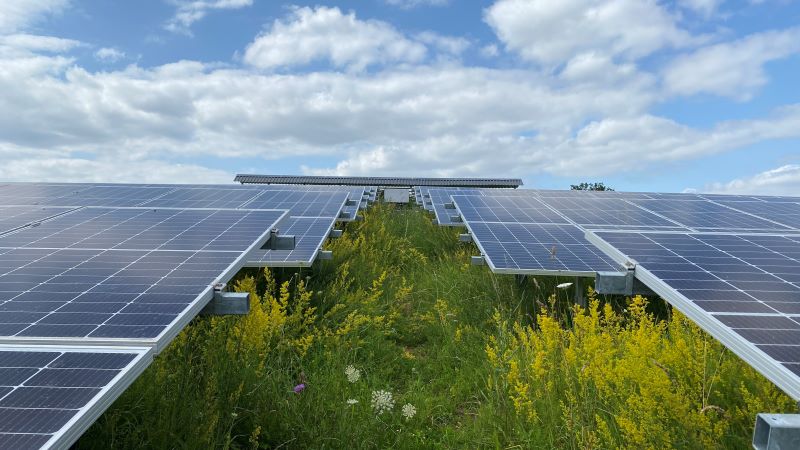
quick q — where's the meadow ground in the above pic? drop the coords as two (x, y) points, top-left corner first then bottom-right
(78, 203), (794, 449)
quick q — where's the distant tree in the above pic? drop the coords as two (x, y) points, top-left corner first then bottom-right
(570, 182), (614, 191)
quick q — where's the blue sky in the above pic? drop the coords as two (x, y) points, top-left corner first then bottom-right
(0, 0), (798, 194)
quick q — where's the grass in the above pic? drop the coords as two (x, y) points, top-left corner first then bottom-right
(77, 203), (795, 449)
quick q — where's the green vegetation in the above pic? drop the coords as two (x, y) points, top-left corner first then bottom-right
(570, 182), (614, 191)
(78, 203), (793, 449)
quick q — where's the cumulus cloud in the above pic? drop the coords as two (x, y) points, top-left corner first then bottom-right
(0, 34), (80, 53)
(0, 0), (69, 33)
(165, 0), (253, 35)
(484, 0), (693, 66)
(243, 6), (427, 71)
(0, 154), (231, 184)
(702, 165), (800, 196)
(663, 27), (800, 100)
(678, 0), (723, 17)
(384, 0), (449, 8)
(95, 47), (125, 62)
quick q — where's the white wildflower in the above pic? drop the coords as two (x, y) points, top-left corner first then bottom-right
(401, 403), (417, 420)
(371, 390), (394, 415)
(346, 399), (359, 405)
(345, 365), (361, 383)
(556, 282), (573, 289)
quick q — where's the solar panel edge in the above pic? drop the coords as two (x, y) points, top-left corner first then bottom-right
(0, 344), (154, 450)
(585, 230), (800, 400)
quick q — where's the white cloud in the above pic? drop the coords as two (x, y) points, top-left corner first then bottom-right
(0, 0), (69, 33)
(0, 34), (80, 53)
(243, 6), (427, 71)
(95, 47), (125, 62)
(384, 0), (449, 8)
(663, 27), (800, 100)
(678, 0), (723, 17)
(1, 1), (798, 185)
(415, 32), (469, 55)
(0, 154), (231, 184)
(484, 0), (693, 66)
(165, 0), (253, 35)
(480, 44), (499, 58)
(702, 165), (800, 196)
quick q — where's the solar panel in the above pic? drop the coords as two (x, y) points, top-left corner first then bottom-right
(0, 207), (79, 236)
(466, 222), (623, 275)
(587, 231), (800, 399)
(537, 197), (690, 231)
(0, 344), (152, 449)
(138, 188), (262, 209)
(242, 191), (348, 217)
(716, 200), (800, 230)
(627, 199), (793, 232)
(0, 185), (175, 207)
(0, 208), (287, 349)
(452, 195), (569, 224)
(451, 195), (622, 275)
(245, 217), (337, 267)
(423, 188), (485, 226)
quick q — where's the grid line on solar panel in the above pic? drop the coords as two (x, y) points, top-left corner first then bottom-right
(587, 230), (800, 399)
(0, 345), (152, 450)
(245, 216), (336, 267)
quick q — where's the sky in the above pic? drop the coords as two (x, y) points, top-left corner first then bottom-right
(0, 0), (798, 194)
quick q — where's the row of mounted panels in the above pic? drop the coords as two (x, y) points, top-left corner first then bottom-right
(0, 182), (374, 449)
(419, 187), (800, 402)
(0, 183), (374, 268)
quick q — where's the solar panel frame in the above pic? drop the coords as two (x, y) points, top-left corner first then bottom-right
(0, 344), (153, 449)
(586, 230), (800, 400)
(0, 208), (288, 351)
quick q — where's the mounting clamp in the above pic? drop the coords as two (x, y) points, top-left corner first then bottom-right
(753, 413), (800, 449)
(594, 267), (655, 296)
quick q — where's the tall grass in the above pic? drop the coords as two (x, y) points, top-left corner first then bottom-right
(78, 203), (794, 449)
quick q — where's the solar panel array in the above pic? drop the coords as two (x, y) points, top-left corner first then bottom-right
(420, 186), (800, 401)
(0, 181), (365, 449)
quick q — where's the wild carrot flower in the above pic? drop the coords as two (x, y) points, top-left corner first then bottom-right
(345, 365), (361, 383)
(346, 399), (359, 405)
(401, 403), (417, 420)
(371, 390), (394, 415)
(293, 384), (306, 394)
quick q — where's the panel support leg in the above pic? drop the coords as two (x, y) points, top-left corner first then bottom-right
(573, 277), (586, 308)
